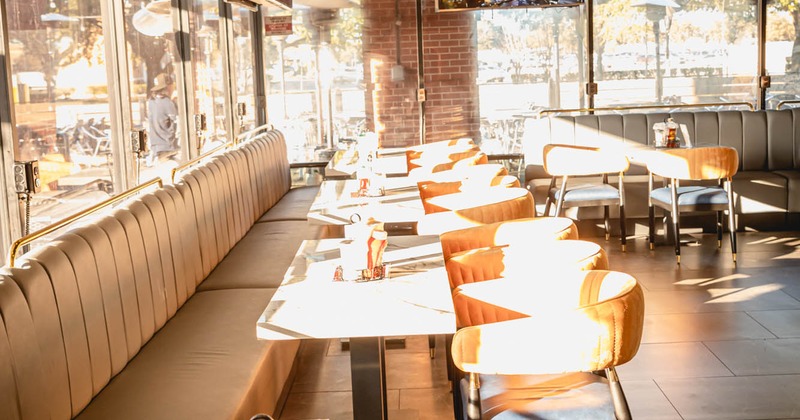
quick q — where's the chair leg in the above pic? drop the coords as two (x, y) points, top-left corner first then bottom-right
(544, 177), (556, 217)
(728, 186), (737, 263)
(619, 204), (627, 252)
(445, 333), (454, 381)
(716, 211), (723, 248)
(466, 373), (482, 420)
(648, 205), (655, 250)
(606, 367), (632, 420)
(555, 176), (568, 217)
(604, 205), (611, 241)
(428, 334), (436, 359)
(670, 183), (681, 264)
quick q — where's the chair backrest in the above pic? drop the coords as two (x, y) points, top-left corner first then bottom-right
(543, 144), (630, 177)
(646, 146), (739, 180)
(414, 163), (507, 185)
(415, 187), (535, 235)
(406, 143), (481, 172)
(451, 270), (645, 375)
(439, 217), (579, 261)
(419, 176), (520, 214)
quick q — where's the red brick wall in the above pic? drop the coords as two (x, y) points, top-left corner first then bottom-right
(362, 0), (480, 148)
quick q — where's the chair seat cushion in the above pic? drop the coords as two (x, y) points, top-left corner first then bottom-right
(552, 183), (620, 204)
(650, 185), (728, 207)
(75, 288), (299, 420)
(460, 372), (616, 419)
(257, 186), (320, 222)
(198, 221), (322, 291)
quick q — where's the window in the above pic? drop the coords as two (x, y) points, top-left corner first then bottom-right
(476, 7), (584, 153)
(263, 7), (365, 163)
(231, 5), (257, 134)
(7, 0), (116, 231)
(124, 0), (185, 182)
(189, 0), (227, 151)
(765, 0), (800, 109)
(594, 0), (758, 108)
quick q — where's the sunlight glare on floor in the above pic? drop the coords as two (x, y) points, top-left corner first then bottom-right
(674, 273), (750, 287)
(705, 284), (784, 304)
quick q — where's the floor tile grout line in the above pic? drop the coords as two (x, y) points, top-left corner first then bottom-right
(743, 310), (790, 339)
(700, 340), (737, 377)
(650, 378), (686, 420)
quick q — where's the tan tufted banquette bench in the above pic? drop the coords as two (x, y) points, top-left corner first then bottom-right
(0, 130), (319, 419)
(524, 109), (800, 229)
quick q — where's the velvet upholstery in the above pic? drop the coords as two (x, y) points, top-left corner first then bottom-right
(450, 270), (645, 418)
(416, 187), (536, 236)
(438, 217), (579, 261)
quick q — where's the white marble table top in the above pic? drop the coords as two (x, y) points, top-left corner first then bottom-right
(257, 236), (456, 340)
(307, 178), (425, 226)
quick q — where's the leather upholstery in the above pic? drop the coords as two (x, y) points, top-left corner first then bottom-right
(0, 130), (316, 419)
(524, 109), (800, 216)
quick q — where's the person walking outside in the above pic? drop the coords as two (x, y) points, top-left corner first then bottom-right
(147, 73), (179, 165)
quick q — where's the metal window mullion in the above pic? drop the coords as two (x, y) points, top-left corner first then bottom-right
(0, 0), (23, 256)
(220, 0), (238, 140)
(175, 0), (198, 160)
(253, 7), (268, 126)
(102, 0), (134, 191)
(587, 0), (595, 111)
(757, 0), (767, 110)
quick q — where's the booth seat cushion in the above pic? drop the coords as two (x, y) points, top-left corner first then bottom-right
(774, 170), (800, 212)
(733, 171), (788, 213)
(257, 185), (320, 223)
(198, 221), (322, 291)
(75, 288), (299, 420)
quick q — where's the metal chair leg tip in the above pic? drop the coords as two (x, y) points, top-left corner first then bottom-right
(676, 255), (681, 264)
(718, 240), (722, 248)
(621, 244), (626, 252)
(430, 348), (435, 359)
(649, 243), (654, 251)
(605, 233), (610, 241)
(732, 253), (737, 263)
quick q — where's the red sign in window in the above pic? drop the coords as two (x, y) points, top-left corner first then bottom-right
(265, 15), (292, 36)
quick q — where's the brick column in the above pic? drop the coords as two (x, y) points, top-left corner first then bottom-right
(362, 0), (480, 148)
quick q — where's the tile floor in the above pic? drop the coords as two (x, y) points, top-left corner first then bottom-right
(277, 230), (800, 419)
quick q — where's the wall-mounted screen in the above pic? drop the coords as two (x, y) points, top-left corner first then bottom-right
(436, 0), (583, 12)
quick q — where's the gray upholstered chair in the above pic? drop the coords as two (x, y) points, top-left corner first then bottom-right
(646, 145), (739, 263)
(543, 144), (630, 251)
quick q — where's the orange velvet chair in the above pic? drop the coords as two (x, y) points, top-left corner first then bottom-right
(415, 187), (535, 236)
(405, 138), (478, 172)
(451, 270), (645, 419)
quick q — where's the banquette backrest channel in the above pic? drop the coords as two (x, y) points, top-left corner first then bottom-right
(524, 109), (800, 218)
(0, 129), (310, 419)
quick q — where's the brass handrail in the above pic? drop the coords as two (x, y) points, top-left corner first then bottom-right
(170, 143), (230, 183)
(539, 102), (755, 116)
(8, 177), (163, 267)
(777, 100), (800, 110)
(235, 123), (273, 142)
